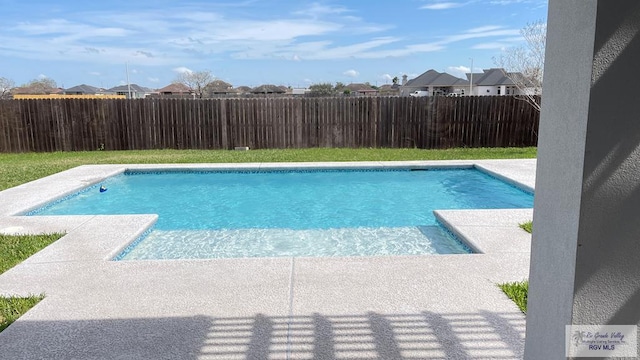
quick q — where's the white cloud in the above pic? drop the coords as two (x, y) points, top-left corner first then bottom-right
(404, 43), (445, 52)
(0, 3), (527, 75)
(343, 69), (359, 77)
(449, 65), (471, 73)
(472, 36), (523, 49)
(438, 27), (520, 44)
(0, 32), (179, 67)
(381, 74), (393, 82)
(89, 71), (101, 76)
(467, 25), (504, 33)
(447, 66), (471, 77)
(147, 77), (160, 83)
(421, 0), (535, 10)
(284, 37), (402, 60)
(0, 8), (360, 67)
(421, 2), (465, 10)
(38, 74), (48, 79)
(14, 19), (129, 39)
(208, 20), (340, 42)
(173, 66), (193, 74)
(290, 3), (388, 35)
(0, 4), (390, 69)
(230, 23), (519, 61)
(490, 0), (525, 4)
(294, 3), (349, 17)
(232, 36), (402, 60)
(0, 17), (517, 66)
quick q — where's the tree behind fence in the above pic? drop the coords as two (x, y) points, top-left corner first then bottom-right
(0, 96), (538, 152)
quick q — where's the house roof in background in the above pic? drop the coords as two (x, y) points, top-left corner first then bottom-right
(12, 86), (63, 94)
(108, 84), (153, 93)
(378, 84), (400, 91)
(404, 70), (469, 87)
(204, 80), (236, 94)
(156, 83), (191, 93)
(235, 86), (252, 93)
(251, 84), (286, 93)
(65, 84), (102, 94)
(468, 68), (517, 86)
(345, 83), (378, 92)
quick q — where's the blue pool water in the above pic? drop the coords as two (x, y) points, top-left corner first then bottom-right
(30, 168), (533, 259)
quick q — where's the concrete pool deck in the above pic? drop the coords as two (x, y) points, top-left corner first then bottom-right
(0, 159), (535, 359)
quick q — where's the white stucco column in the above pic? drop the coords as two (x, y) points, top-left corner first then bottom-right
(525, 1), (640, 358)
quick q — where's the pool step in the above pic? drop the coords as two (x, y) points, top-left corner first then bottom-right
(117, 226), (470, 260)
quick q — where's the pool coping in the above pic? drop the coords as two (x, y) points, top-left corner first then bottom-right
(0, 159), (536, 359)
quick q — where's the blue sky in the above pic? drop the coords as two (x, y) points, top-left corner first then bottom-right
(0, 0), (548, 90)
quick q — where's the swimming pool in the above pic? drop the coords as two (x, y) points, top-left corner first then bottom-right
(29, 167), (533, 259)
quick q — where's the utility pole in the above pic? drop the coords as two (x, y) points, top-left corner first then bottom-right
(469, 58), (473, 96)
(126, 62), (132, 99)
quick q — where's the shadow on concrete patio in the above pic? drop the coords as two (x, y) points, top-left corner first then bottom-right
(0, 309), (525, 359)
(0, 315), (212, 359)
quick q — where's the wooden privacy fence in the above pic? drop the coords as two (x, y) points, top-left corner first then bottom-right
(0, 96), (539, 152)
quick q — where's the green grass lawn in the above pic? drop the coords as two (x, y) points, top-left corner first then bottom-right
(0, 233), (65, 274)
(0, 147), (536, 332)
(0, 295), (45, 332)
(0, 147), (536, 191)
(0, 233), (64, 333)
(519, 221), (533, 233)
(498, 280), (529, 313)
